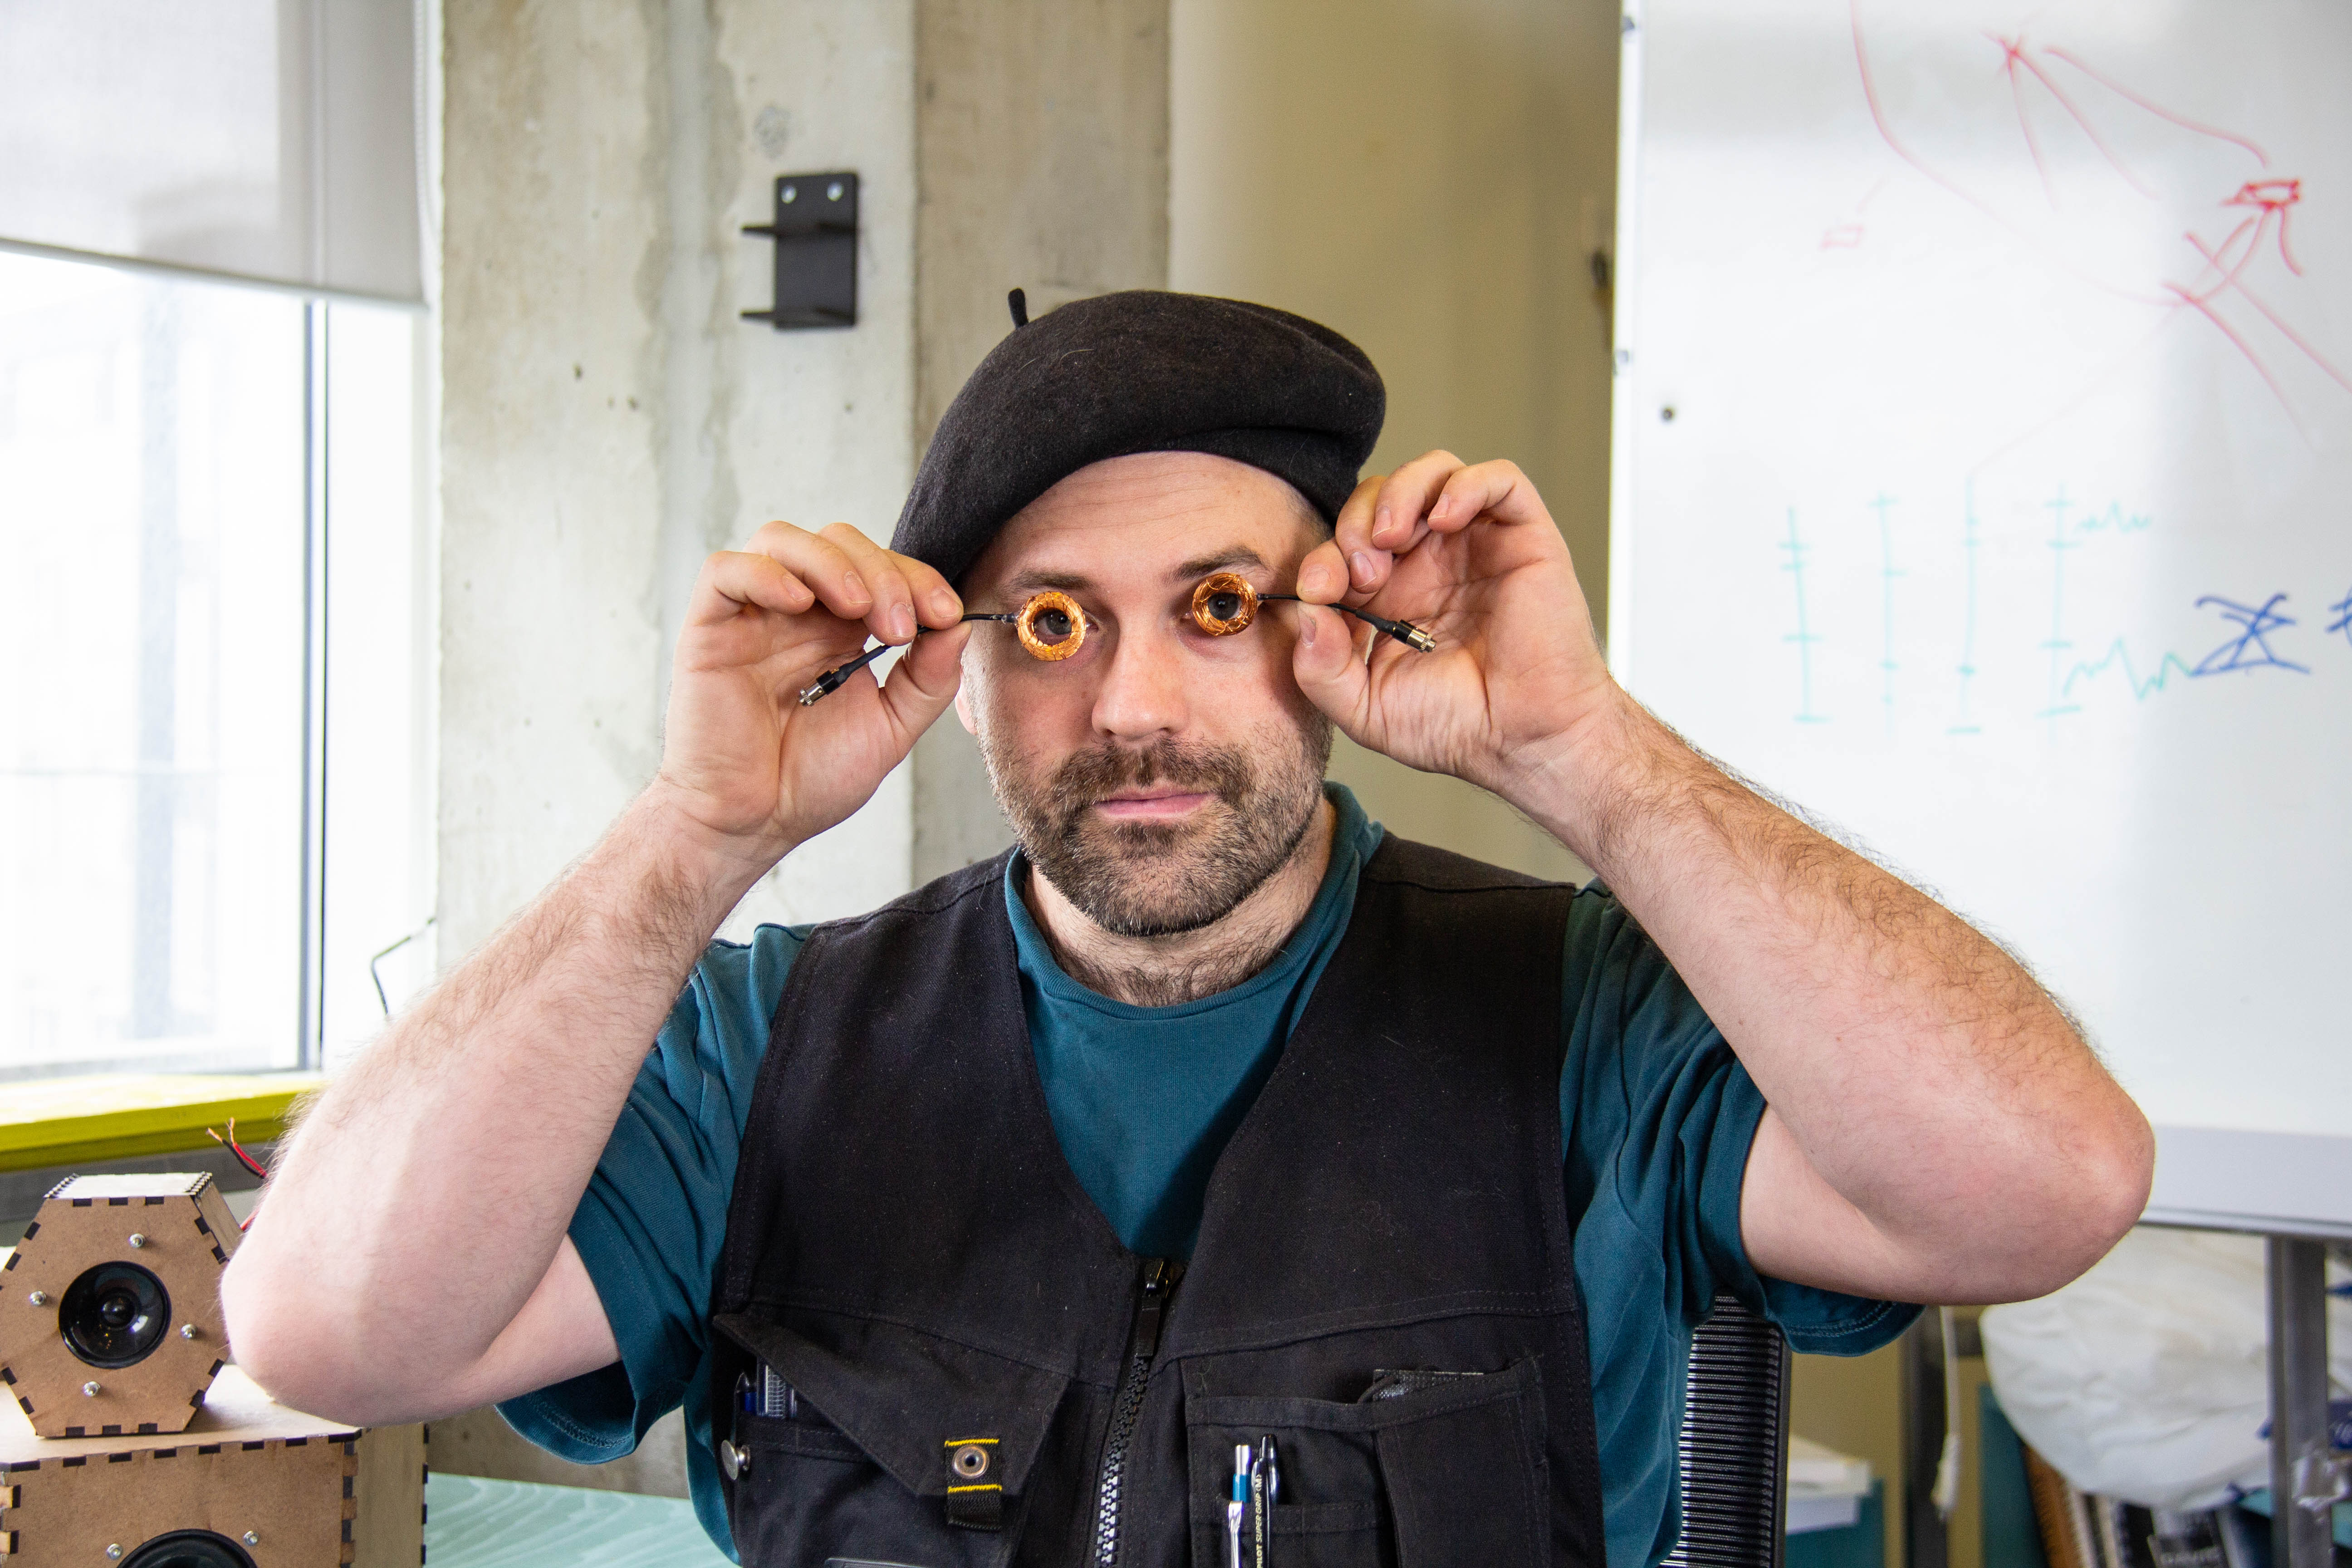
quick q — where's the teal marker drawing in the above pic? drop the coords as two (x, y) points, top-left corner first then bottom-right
(2038, 487), (2081, 721)
(1782, 508), (1828, 724)
(2063, 638), (2196, 701)
(1949, 482), (1980, 735)
(1872, 492), (1902, 734)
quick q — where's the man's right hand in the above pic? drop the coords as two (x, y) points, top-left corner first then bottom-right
(652, 521), (972, 869)
(225, 520), (970, 1429)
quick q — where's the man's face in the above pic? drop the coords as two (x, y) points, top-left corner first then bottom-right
(955, 451), (1333, 937)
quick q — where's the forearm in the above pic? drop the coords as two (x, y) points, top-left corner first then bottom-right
(223, 789), (775, 1413)
(1509, 695), (2151, 1296)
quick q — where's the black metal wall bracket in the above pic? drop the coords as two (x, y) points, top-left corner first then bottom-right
(742, 172), (858, 329)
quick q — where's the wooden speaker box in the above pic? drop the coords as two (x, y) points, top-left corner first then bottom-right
(0, 1174), (240, 1438)
(0, 1366), (426, 1568)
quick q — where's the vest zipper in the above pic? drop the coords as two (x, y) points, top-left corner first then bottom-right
(1091, 1256), (1182, 1567)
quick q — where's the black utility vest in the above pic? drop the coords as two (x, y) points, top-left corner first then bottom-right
(709, 836), (1607, 1568)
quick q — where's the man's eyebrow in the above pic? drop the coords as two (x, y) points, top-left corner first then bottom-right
(995, 546), (1273, 596)
(1172, 545), (1271, 579)
(996, 567), (1090, 591)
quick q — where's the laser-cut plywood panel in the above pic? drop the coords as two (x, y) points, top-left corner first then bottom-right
(0, 1174), (239, 1436)
(0, 1370), (426, 1568)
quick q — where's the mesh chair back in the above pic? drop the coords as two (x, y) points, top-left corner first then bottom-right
(1661, 1293), (1793, 1568)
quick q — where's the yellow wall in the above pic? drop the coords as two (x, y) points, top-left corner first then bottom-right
(1170, 0), (1620, 877)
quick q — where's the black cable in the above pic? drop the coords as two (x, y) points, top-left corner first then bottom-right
(1259, 595), (1437, 652)
(796, 613), (1019, 706)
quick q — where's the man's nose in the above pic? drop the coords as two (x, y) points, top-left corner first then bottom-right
(1089, 623), (1190, 741)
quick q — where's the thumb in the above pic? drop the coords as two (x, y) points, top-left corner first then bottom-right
(1290, 604), (1374, 741)
(877, 622), (971, 743)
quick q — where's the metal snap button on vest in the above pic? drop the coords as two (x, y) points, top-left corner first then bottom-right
(951, 1443), (991, 1480)
(719, 1438), (749, 1481)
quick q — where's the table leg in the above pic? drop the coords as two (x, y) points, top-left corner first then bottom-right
(2267, 1236), (2336, 1568)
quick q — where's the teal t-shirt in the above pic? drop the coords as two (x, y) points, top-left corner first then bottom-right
(500, 785), (1916, 1567)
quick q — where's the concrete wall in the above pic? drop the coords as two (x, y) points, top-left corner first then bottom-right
(1170, 0), (1621, 879)
(439, 0), (921, 969)
(440, 0), (672, 964)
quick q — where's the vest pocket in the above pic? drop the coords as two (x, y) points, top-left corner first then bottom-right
(713, 1313), (1072, 1568)
(1184, 1356), (1547, 1568)
(734, 1409), (1019, 1568)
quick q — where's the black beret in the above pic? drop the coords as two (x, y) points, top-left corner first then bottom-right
(891, 289), (1386, 584)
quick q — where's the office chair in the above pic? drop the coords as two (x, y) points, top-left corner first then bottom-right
(1663, 1293), (1793, 1568)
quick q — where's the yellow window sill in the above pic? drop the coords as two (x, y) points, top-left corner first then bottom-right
(0, 1072), (323, 1174)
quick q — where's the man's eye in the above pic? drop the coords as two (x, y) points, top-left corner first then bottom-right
(1208, 593), (1243, 621)
(1034, 608), (1073, 642)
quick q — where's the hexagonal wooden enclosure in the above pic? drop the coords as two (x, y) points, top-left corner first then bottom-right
(0, 1172), (240, 1437)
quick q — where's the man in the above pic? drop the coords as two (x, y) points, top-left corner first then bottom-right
(224, 292), (2151, 1568)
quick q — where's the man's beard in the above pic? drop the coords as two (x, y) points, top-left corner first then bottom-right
(982, 715), (1333, 939)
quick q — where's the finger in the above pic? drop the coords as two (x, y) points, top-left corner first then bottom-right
(1340, 451), (1462, 594)
(1295, 536), (1351, 605)
(876, 620), (972, 742)
(1327, 473), (1385, 578)
(743, 519), (879, 622)
(1288, 602), (1377, 744)
(1425, 459), (1553, 535)
(1369, 450), (1464, 549)
(891, 550), (965, 630)
(687, 549), (816, 628)
(820, 524), (929, 645)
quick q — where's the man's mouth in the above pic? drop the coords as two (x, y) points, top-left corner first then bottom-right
(1089, 786), (1217, 823)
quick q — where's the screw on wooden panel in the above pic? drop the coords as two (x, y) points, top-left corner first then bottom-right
(27, 1292), (45, 1306)
(108, 1548), (123, 1560)
(127, 1235), (145, 1249)
(82, 1382), (100, 1397)
(244, 1532), (260, 1546)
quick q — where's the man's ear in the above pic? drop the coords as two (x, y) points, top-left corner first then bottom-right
(953, 674), (979, 735)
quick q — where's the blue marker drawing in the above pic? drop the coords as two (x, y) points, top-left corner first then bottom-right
(2063, 639), (2197, 701)
(1872, 493), (1901, 734)
(2328, 586), (2352, 647)
(2038, 488), (2081, 719)
(1781, 509), (1828, 724)
(2190, 593), (2309, 676)
(1949, 483), (1980, 735)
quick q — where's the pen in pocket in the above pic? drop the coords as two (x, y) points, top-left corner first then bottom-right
(1250, 1432), (1278, 1567)
(1229, 1443), (1252, 1568)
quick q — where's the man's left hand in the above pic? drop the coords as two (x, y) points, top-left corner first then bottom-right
(1289, 451), (1617, 808)
(1291, 449), (2151, 1308)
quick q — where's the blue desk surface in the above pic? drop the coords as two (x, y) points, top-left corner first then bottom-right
(425, 1473), (734, 1568)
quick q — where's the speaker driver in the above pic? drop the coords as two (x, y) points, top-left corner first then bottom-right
(59, 1260), (172, 1369)
(120, 1531), (258, 1568)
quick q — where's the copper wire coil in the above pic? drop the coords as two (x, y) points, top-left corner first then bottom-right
(1189, 572), (1259, 636)
(1014, 589), (1087, 660)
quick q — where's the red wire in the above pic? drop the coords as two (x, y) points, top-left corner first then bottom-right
(207, 1118), (270, 1180)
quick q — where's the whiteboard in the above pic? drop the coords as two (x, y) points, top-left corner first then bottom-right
(1611, 0), (2352, 1140)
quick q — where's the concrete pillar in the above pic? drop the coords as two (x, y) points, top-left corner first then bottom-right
(440, 0), (675, 962)
(434, 0), (1166, 1489)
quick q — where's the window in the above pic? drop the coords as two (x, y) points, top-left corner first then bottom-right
(0, 251), (433, 1082)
